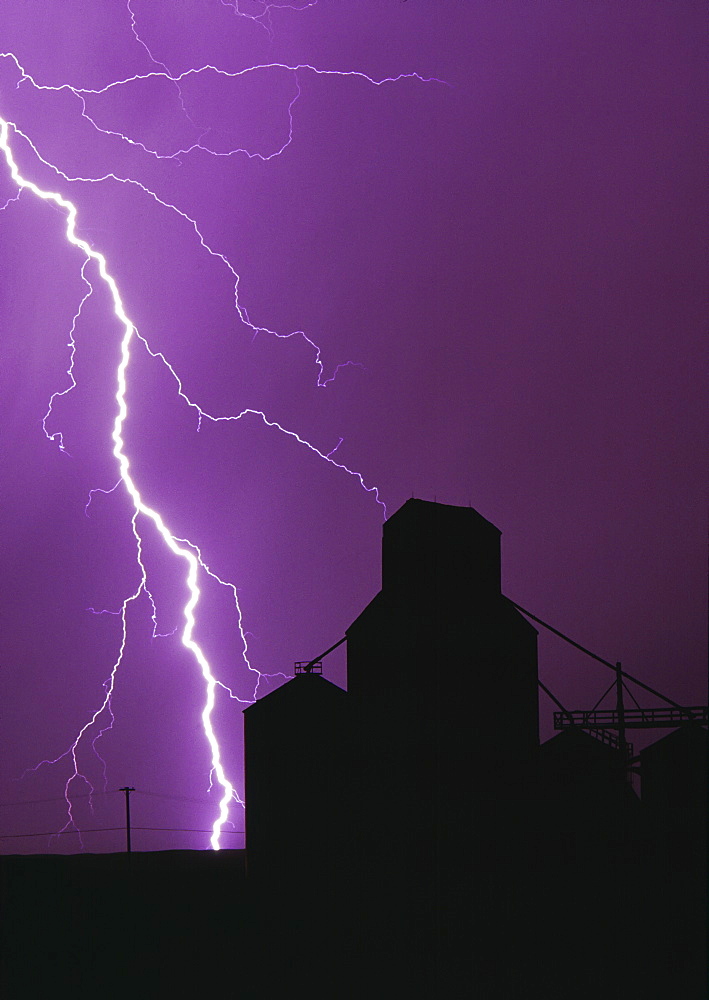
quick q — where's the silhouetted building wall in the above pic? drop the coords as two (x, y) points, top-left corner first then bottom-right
(347, 499), (538, 757)
(243, 671), (354, 884)
(344, 499), (540, 992)
(638, 724), (707, 998)
(640, 723), (707, 839)
(345, 500), (538, 870)
(534, 727), (643, 846)
(242, 673), (360, 995)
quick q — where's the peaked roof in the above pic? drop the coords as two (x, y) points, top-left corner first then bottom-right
(243, 672), (348, 715)
(640, 722), (708, 760)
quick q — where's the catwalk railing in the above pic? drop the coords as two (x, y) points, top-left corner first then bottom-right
(554, 706), (707, 731)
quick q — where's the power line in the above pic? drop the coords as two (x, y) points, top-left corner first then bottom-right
(0, 788), (237, 810)
(0, 826), (244, 841)
(0, 790), (120, 809)
(133, 789), (233, 806)
(130, 827), (243, 835)
(0, 828), (124, 840)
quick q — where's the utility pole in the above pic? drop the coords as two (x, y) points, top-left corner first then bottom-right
(119, 786), (135, 853)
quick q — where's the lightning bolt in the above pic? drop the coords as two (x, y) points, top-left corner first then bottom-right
(0, 10), (443, 849)
(0, 107), (378, 850)
(0, 116), (245, 848)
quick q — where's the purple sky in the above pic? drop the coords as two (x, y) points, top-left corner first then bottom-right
(0, 1), (705, 854)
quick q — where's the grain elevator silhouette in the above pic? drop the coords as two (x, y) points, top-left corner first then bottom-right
(243, 498), (706, 997)
(245, 500), (541, 993)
